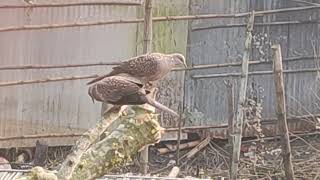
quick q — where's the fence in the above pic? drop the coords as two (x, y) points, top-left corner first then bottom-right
(0, 0), (319, 148)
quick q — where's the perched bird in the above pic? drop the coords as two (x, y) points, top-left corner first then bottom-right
(88, 75), (179, 117)
(86, 53), (187, 85)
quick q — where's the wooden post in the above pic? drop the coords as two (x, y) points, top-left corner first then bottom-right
(224, 80), (235, 144)
(140, 0), (153, 175)
(33, 140), (48, 167)
(272, 44), (295, 180)
(230, 11), (255, 180)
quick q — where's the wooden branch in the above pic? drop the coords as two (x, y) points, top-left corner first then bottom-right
(140, 0), (153, 174)
(0, 5), (319, 32)
(193, 68), (320, 79)
(0, 1), (142, 9)
(57, 106), (127, 180)
(230, 11), (255, 180)
(69, 108), (161, 180)
(17, 106), (161, 180)
(272, 44), (295, 179)
(192, 19), (320, 31)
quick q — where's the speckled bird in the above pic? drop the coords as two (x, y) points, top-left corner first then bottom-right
(86, 53), (187, 85)
(88, 75), (179, 117)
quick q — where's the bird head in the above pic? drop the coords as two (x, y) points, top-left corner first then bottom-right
(171, 53), (187, 68)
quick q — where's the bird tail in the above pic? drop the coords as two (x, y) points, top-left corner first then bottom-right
(145, 96), (179, 117)
(86, 74), (111, 85)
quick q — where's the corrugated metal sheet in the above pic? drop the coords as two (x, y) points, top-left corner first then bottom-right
(135, 0), (189, 127)
(0, 171), (24, 180)
(0, 0), (139, 147)
(184, 0), (320, 129)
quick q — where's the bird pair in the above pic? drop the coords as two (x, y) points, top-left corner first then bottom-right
(87, 53), (187, 117)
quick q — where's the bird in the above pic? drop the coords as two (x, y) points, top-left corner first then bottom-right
(86, 53), (187, 85)
(87, 75), (179, 117)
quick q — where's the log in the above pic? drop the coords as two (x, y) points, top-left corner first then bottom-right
(57, 106), (127, 180)
(272, 44), (295, 179)
(70, 108), (161, 180)
(17, 106), (161, 180)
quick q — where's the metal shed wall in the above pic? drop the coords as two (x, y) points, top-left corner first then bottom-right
(184, 0), (320, 127)
(0, 0), (140, 147)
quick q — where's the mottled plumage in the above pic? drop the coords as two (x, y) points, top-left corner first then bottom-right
(88, 76), (179, 117)
(87, 53), (186, 85)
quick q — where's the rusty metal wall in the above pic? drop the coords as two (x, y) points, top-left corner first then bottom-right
(0, 0), (140, 147)
(184, 0), (320, 127)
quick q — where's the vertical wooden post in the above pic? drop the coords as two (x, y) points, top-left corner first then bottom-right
(230, 11), (255, 180)
(140, 0), (153, 175)
(272, 44), (295, 180)
(225, 80), (235, 144)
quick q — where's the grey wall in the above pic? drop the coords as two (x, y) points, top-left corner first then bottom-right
(184, 0), (320, 126)
(0, 0), (139, 147)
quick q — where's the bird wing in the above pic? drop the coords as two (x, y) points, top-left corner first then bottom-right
(110, 53), (162, 77)
(95, 76), (142, 103)
(86, 53), (160, 85)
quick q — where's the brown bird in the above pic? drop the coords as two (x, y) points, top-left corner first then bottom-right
(88, 75), (179, 117)
(86, 53), (187, 85)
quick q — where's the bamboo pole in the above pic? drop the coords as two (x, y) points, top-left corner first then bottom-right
(193, 68), (320, 79)
(0, 1), (142, 8)
(140, 0), (153, 175)
(0, 67), (317, 87)
(0, 62), (120, 70)
(0, 5), (318, 32)
(272, 44), (295, 179)
(0, 74), (99, 87)
(192, 19), (320, 31)
(230, 11), (255, 180)
(0, 55), (315, 71)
